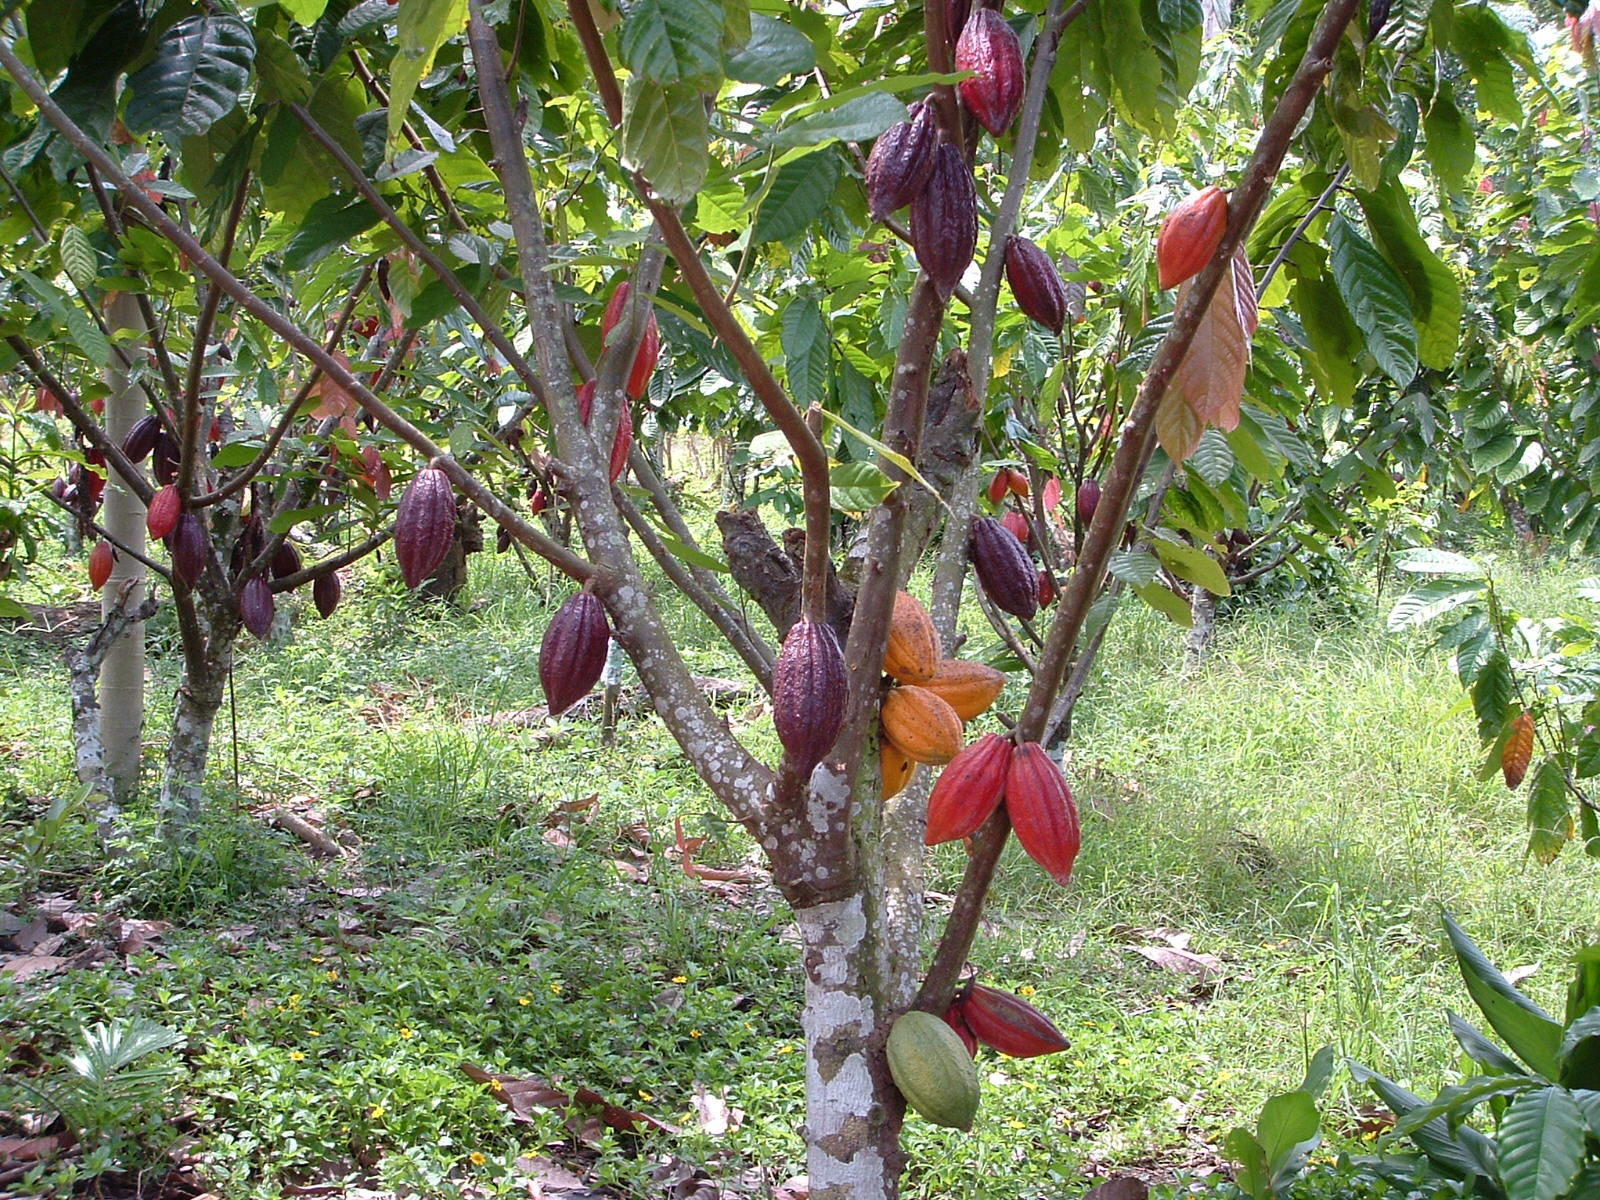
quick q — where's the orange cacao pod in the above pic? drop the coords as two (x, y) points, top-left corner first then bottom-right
(1004, 741), (1080, 885)
(962, 983), (1071, 1057)
(910, 142), (978, 300)
(882, 685), (964, 766)
(884, 591), (941, 684)
(146, 484), (180, 540)
(921, 659), (1005, 722)
(1004, 237), (1067, 333)
(925, 732), (1011, 844)
(971, 516), (1038, 620)
(1156, 185), (1228, 290)
(539, 591), (611, 716)
(395, 465), (457, 588)
(88, 539), (114, 590)
(1005, 468), (1030, 499)
(773, 619), (847, 773)
(881, 738), (917, 800)
(956, 7), (1024, 137)
(866, 100), (939, 222)
(239, 576), (275, 641)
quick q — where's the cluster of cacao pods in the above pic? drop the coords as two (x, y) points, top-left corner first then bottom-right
(538, 587), (612, 717)
(866, 107), (976, 299)
(942, 980), (1071, 1059)
(1155, 184), (1229, 290)
(879, 592), (1006, 796)
(926, 734), (1079, 885)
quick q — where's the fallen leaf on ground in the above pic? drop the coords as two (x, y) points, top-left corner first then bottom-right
(1129, 945), (1225, 981)
(461, 1064), (680, 1142)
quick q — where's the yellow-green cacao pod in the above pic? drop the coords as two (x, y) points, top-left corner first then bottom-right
(886, 1010), (980, 1131)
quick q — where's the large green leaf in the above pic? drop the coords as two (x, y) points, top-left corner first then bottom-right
(751, 151), (840, 245)
(1292, 271), (1362, 407)
(1423, 85), (1475, 195)
(1472, 649), (1514, 745)
(621, 80), (709, 205)
(1450, 1010), (1532, 1076)
(830, 460), (898, 511)
(1150, 532), (1231, 596)
(768, 93), (905, 152)
(1446, 912), (1564, 1079)
(1328, 215), (1417, 388)
(1528, 758), (1573, 867)
(1499, 1087), (1585, 1200)
(1257, 1090), (1319, 1179)
(780, 297), (829, 411)
(1386, 577), (1485, 630)
(282, 196), (382, 271)
(29, 0), (122, 76)
(1451, 5), (1523, 123)
(1559, 1010), (1600, 1090)
(726, 13), (816, 84)
(1133, 580), (1192, 627)
(386, 0), (468, 153)
(123, 14), (256, 139)
(620, 0), (725, 89)
(1356, 184), (1461, 371)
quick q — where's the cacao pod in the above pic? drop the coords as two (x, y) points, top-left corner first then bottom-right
(1037, 569), (1057, 609)
(886, 1010), (980, 1130)
(271, 540), (303, 582)
(1006, 468), (1030, 499)
(146, 485), (181, 541)
(577, 380), (634, 483)
(987, 471), (1010, 505)
(1156, 184), (1228, 290)
(230, 515), (264, 581)
(1004, 741), (1080, 885)
(910, 142), (978, 300)
(313, 571), (342, 619)
(882, 684), (964, 766)
(866, 101), (939, 222)
(88, 540), (114, 590)
(773, 619), (848, 774)
(1004, 237), (1067, 333)
(956, 8), (1025, 136)
(881, 738), (917, 800)
(1001, 509), (1029, 546)
(921, 659), (1005, 722)
(122, 415), (161, 463)
(169, 513), (206, 587)
(530, 488), (549, 517)
(239, 576), (275, 641)
(601, 283), (661, 401)
(925, 732), (1011, 844)
(884, 591), (941, 684)
(943, 1002), (978, 1058)
(962, 983), (1071, 1057)
(971, 516), (1038, 620)
(1076, 478), (1101, 526)
(153, 431), (179, 487)
(395, 465), (457, 588)
(539, 590), (611, 716)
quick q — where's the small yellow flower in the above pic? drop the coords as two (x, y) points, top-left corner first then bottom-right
(689, 1029), (702, 1039)
(326, 969), (339, 982)
(490, 1079), (504, 1093)
(776, 1044), (795, 1055)
(307, 1030), (321, 1038)
(290, 1050), (306, 1061)
(518, 995), (532, 1006)
(672, 975), (688, 984)
(1019, 985), (1037, 997)
(1007, 1119), (1026, 1130)
(549, 983), (563, 995)
(289, 993), (302, 1006)
(311, 956), (326, 964)
(469, 1152), (487, 1166)
(638, 1089), (654, 1101)
(369, 1104), (386, 1119)
(399, 1027), (414, 1039)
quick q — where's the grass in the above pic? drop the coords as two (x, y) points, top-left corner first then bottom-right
(3, 538), (1599, 1197)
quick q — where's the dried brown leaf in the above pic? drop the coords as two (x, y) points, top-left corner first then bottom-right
(460, 1064), (679, 1142)
(1503, 710), (1534, 790)
(1172, 248), (1258, 441)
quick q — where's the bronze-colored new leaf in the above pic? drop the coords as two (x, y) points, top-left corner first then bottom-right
(1161, 248), (1258, 463)
(1502, 710), (1534, 790)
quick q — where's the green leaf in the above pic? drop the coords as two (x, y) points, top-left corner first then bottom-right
(1352, 1063), (1493, 1180)
(1386, 578), (1485, 630)
(1328, 215), (1417, 388)
(653, 529), (730, 573)
(123, 15), (256, 139)
(1225, 1128), (1270, 1200)
(1257, 1090), (1319, 1175)
(621, 79), (709, 205)
(59, 225), (96, 291)
(1423, 86), (1475, 195)
(725, 13), (815, 84)
(1394, 548), (1484, 576)
(268, 504), (339, 534)
(386, 0), (468, 154)
(1134, 580), (1192, 627)
(1151, 532), (1230, 596)
(1187, 429), (1235, 487)
(210, 442), (263, 469)
(278, 0), (333, 23)
(830, 459), (898, 512)
(1449, 1010), (1530, 1076)
(768, 92), (905, 152)
(29, 0), (121, 77)
(63, 306), (110, 368)
(282, 196), (382, 271)
(1499, 1087), (1585, 1200)
(1355, 183), (1461, 371)
(1108, 548), (1159, 587)
(1472, 649), (1513, 745)
(780, 297), (829, 410)
(1445, 912), (1563, 1079)
(751, 151), (840, 244)
(1559, 1010), (1600, 1090)
(1393, 1075), (1539, 1136)
(0, 594), (29, 619)
(1528, 758), (1573, 867)
(620, 0), (724, 89)
(1451, 5), (1523, 123)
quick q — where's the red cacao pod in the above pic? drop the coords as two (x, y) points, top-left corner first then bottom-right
(601, 283), (661, 401)
(230, 515), (263, 581)
(925, 732), (1011, 845)
(956, 8), (1024, 136)
(578, 380), (633, 483)
(88, 540), (114, 590)
(1004, 741), (1080, 885)
(971, 517), (1037, 620)
(271, 540), (302, 582)
(910, 143), (978, 300)
(539, 590), (611, 716)
(394, 465), (457, 588)
(146, 485), (181, 540)
(530, 488), (549, 517)
(987, 471), (1010, 505)
(1155, 184), (1228, 290)
(962, 983), (1071, 1057)
(169, 513), (207, 587)
(773, 618), (848, 774)
(1006, 468), (1030, 499)
(1076, 478), (1101, 526)
(313, 570), (342, 619)
(121, 415), (161, 463)
(1037, 569), (1057, 608)
(866, 101), (939, 222)
(943, 1001), (979, 1058)
(1004, 236), (1067, 333)
(1001, 510), (1029, 546)
(239, 576), (275, 641)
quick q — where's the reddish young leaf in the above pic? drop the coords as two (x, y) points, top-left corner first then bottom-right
(1503, 710), (1534, 790)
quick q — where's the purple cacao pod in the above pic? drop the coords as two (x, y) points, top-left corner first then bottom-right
(239, 576), (275, 641)
(313, 571), (342, 619)
(909, 143), (978, 300)
(970, 515), (1038, 620)
(772, 618), (847, 774)
(394, 465), (457, 588)
(956, 8), (1025, 137)
(169, 513), (207, 588)
(539, 591), (611, 716)
(121, 415), (161, 463)
(1004, 237), (1068, 334)
(1076, 478), (1101, 526)
(865, 101), (939, 222)
(230, 515), (263, 581)
(153, 431), (180, 486)
(270, 540), (303, 582)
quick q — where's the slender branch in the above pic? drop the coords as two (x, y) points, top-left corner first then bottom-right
(46, 493), (174, 582)
(1255, 164), (1350, 300)
(565, 0), (624, 127)
(269, 528), (391, 593)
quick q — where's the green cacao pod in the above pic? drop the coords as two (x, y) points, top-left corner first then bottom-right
(886, 1010), (980, 1130)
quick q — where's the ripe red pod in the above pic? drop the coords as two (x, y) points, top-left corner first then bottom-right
(1076, 478), (1101, 526)
(865, 101), (939, 222)
(772, 618), (848, 774)
(239, 576), (275, 640)
(1001, 510), (1029, 547)
(1037, 569), (1056, 608)
(146, 485), (181, 541)
(1005, 468), (1030, 499)
(925, 732), (1012, 845)
(1004, 237), (1068, 333)
(1004, 741), (1080, 885)
(539, 590), (611, 716)
(313, 570), (342, 619)
(956, 8), (1025, 136)
(962, 983), (1071, 1057)
(910, 143), (978, 300)
(578, 380), (634, 483)
(601, 283), (661, 401)
(971, 516), (1038, 620)
(530, 488), (549, 517)
(169, 513), (207, 588)
(121, 415), (161, 463)
(987, 471), (1010, 505)
(394, 466), (457, 588)
(88, 540), (114, 590)
(942, 1001), (979, 1058)
(1155, 185), (1229, 290)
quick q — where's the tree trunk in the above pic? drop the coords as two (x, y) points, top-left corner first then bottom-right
(1184, 585), (1217, 673)
(99, 293), (147, 804)
(159, 597), (238, 837)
